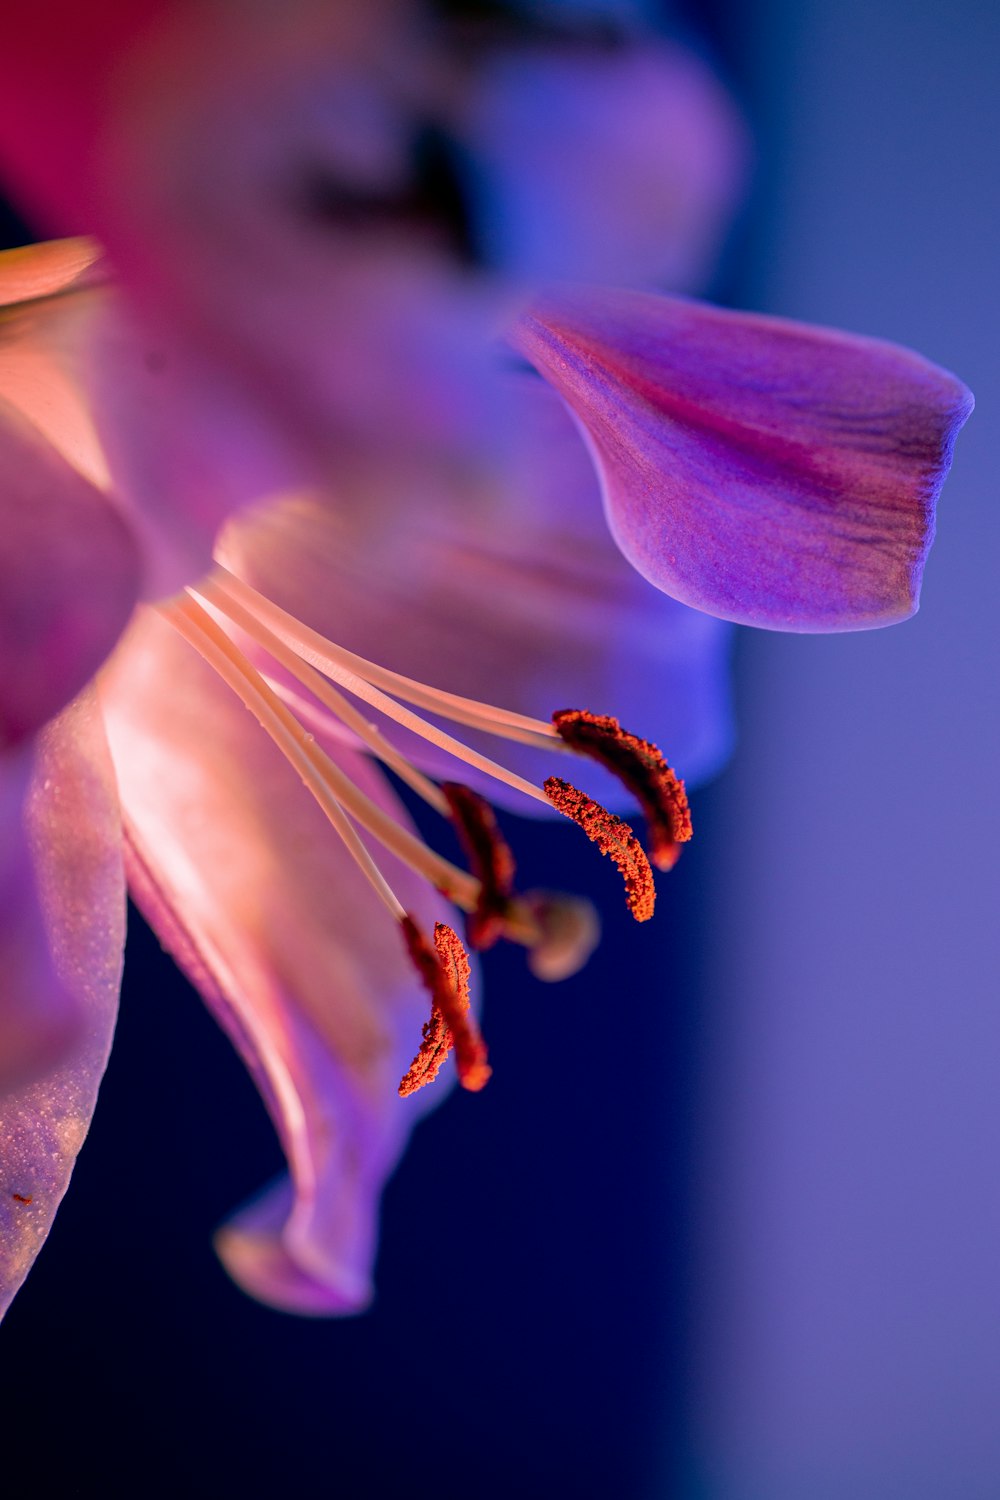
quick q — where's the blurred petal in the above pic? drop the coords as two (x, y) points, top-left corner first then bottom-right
(82, 294), (301, 599)
(0, 4), (166, 235)
(513, 287), (974, 631)
(0, 688), (125, 1319)
(220, 374), (733, 804)
(462, 40), (748, 288)
(97, 0), (514, 480)
(101, 610), (456, 1313)
(0, 400), (139, 748)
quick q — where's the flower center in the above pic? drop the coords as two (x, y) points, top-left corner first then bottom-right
(158, 564), (691, 1097)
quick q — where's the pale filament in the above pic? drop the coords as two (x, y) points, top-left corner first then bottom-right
(164, 595), (480, 914)
(191, 582), (450, 817)
(202, 567), (563, 753)
(194, 570), (552, 808)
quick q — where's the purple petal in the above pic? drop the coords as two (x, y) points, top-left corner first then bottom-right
(512, 287), (974, 631)
(0, 400), (139, 749)
(0, 689), (125, 1319)
(101, 610), (459, 1313)
(219, 373), (733, 804)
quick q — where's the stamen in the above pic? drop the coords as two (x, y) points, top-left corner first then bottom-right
(188, 579), (449, 815)
(544, 776), (656, 922)
(397, 917), (491, 1097)
(441, 782), (516, 950)
(201, 568), (562, 755)
(552, 710), (693, 871)
(164, 596), (480, 911)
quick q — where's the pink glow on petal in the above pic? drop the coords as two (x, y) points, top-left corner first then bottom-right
(0, 238), (103, 308)
(0, 265), (110, 490)
(513, 287), (973, 632)
(0, 689), (125, 1319)
(101, 610), (458, 1313)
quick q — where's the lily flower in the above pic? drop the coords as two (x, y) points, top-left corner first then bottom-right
(0, 2), (973, 1320)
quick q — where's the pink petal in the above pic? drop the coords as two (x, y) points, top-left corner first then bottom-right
(461, 39), (748, 288)
(0, 5), (165, 236)
(0, 688), (125, 1319)
(1, 244), (293, 601)
(100, 610), (458, 1313)
(512, 287), (974, 631)
(0, 400), (139, 748)
(218, 373), (733, 803)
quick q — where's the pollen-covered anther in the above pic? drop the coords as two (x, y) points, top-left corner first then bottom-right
(442, 781), (517, 950)
(543, 776), (656, 922)
(552, 709), (692, 871)
(397, 916), (491, 1098)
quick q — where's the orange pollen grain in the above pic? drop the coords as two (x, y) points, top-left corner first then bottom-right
(397, 916), (491, 1097)
(552, 709), (692, 871)
(442, 781), (517, 950)
(543, 776), (656, 922)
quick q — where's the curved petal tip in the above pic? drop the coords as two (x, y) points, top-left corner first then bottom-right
(214, 1176), (373, 1317)
(513, 287), (973, 633)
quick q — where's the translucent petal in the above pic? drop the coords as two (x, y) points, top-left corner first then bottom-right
(101, 609), (456, 1313)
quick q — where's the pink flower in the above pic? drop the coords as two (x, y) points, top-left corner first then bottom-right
(0, 4), (972, 1320)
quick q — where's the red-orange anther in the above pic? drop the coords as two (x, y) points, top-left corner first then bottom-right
(543, 776), (656, 922)
(397, 916), (491, 1097)
(442, 781), (517, 949)
(552, 709), (692, 870)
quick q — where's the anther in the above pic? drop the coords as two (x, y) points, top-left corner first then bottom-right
(551, 709), (692, 871)
(543, 776), (656, 922)
(398, 917), (491, 1097)
(442, 782), (517, 950)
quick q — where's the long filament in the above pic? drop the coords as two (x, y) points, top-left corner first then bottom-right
(164, 596), (480, 911)
(190, 583), (450, 816)
(203, 567), (563, 753)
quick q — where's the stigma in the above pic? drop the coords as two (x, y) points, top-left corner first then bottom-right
(158, 565), (691, 1098)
